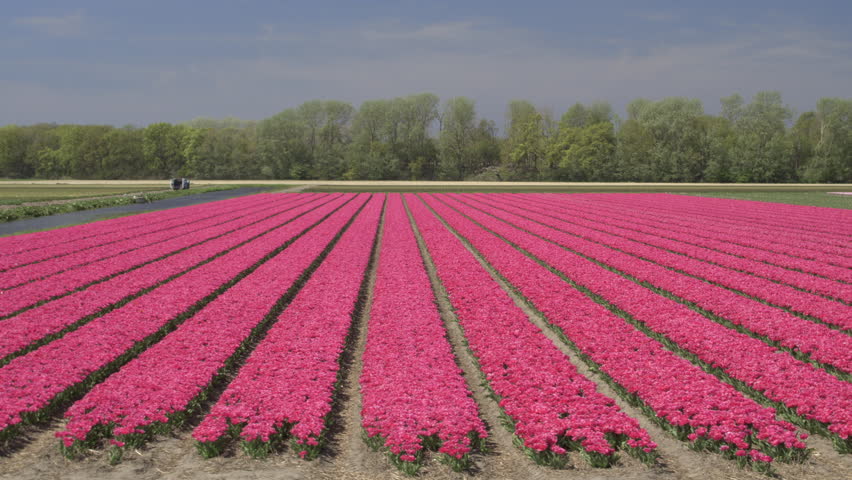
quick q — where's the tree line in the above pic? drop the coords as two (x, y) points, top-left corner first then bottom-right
(0, 92), (849, 182)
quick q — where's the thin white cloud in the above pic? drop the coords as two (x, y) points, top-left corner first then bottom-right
(361, 20), (477, 42)
(13, 12), (85, 37)
(634, 11), (679, 23)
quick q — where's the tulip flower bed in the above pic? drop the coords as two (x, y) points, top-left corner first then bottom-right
(0, 194), (353, 444)
(56, 194), (370, 461)
(0, 193), (284, 257)
(0, 194), (290, 272)
(0, 191), (848, 478)
(422, 194), (810, 471)
(463, 194), (852, 366)
(551, 194), (852, 271)
(193, 195), (383, 460)
(406, 194), (657, 467)
(0, 194), (300, 291)
(499, 194), (852, 302)
(0, 195), (297, 289)
(0, 193), (334, 363)
(527, 193), (852, 283)
(359, 194), (486, 474)
(579, 193), (852, 242)
(474, 193), (851, 327)
(438, 194), (851, 453)
(0, 194), (324, 317)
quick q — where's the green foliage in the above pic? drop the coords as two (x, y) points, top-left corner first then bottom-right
(503, 103), (546, 180)
(726, 91), (796, 182)
(438, 97), (477, 180)
(803, 98), (852, 182)
(0, 125), (35, 178)
(1, 93), (850, 183)
(549, 120), (616, 181)
(622, 97), (710, 181)
(560, 101), (614, 129)
(143, 122), (189, 177)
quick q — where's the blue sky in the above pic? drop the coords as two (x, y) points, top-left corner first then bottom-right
(2, 1), (851, 126)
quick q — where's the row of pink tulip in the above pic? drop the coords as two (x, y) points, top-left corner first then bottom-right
(56, 195), (369, 452)
(193, 195), (383, 459)
(503, 194), (851, 301)
(527, 194), (852, 283)
(406, 194), (657, 467)
(569, 194), (852, 262)
(0, 194), (334, 361)
(585, 193), (852, 241)
(471, 194), (852, 331)
(0, 195), (325, 317)
(0, 195), (353, 441)
(0, 193), (277, 256)
(423, 194), (808, 468)
(0, 195), (300, 289)
(671, 193), (852, 228)
(0, 194), (288, 272)
(627, 193), (852, 237)
(461, 194), (852, 369)
(439, 194), (850, 452)
(359, 194), (486, 472)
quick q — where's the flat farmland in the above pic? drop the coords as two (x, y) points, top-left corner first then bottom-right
(0, 192), (849, 480)
(0, 184), (166, 205)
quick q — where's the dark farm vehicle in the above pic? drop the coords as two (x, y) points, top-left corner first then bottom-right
(170, 178), (191, 190)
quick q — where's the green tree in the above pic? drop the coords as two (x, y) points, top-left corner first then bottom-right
(101, 127), (145, 178)
(720, 94), (745, 124)
(701, 115), (736, 183)
(345, 94), (438, 180)
(143, 123), (189, 177)
(346, 99), (398, 179)
(508, 112), (546, 180)
(790, 111), (820, 178)
(615, 119), (655, 181)
(727, 91), (795, 182)
(313, 100), (355, 179)
(621, 97), (709, 181)
(391, 93), (440, 179)
(803, 98), (852, 182)
(256, 109), (310, 179)
(561, 101), (614, 129)
(503, 100), (545, 179)
(0, 126), (33, 178)
(469, 119), (501, 178)
(549, 121), (616, 180)
(438, 97), (477, 180)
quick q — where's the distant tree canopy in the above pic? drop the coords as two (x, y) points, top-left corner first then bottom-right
(0, 92), (849, 182)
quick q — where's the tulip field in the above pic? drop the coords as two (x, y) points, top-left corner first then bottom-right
(0, 191), (850, 479)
